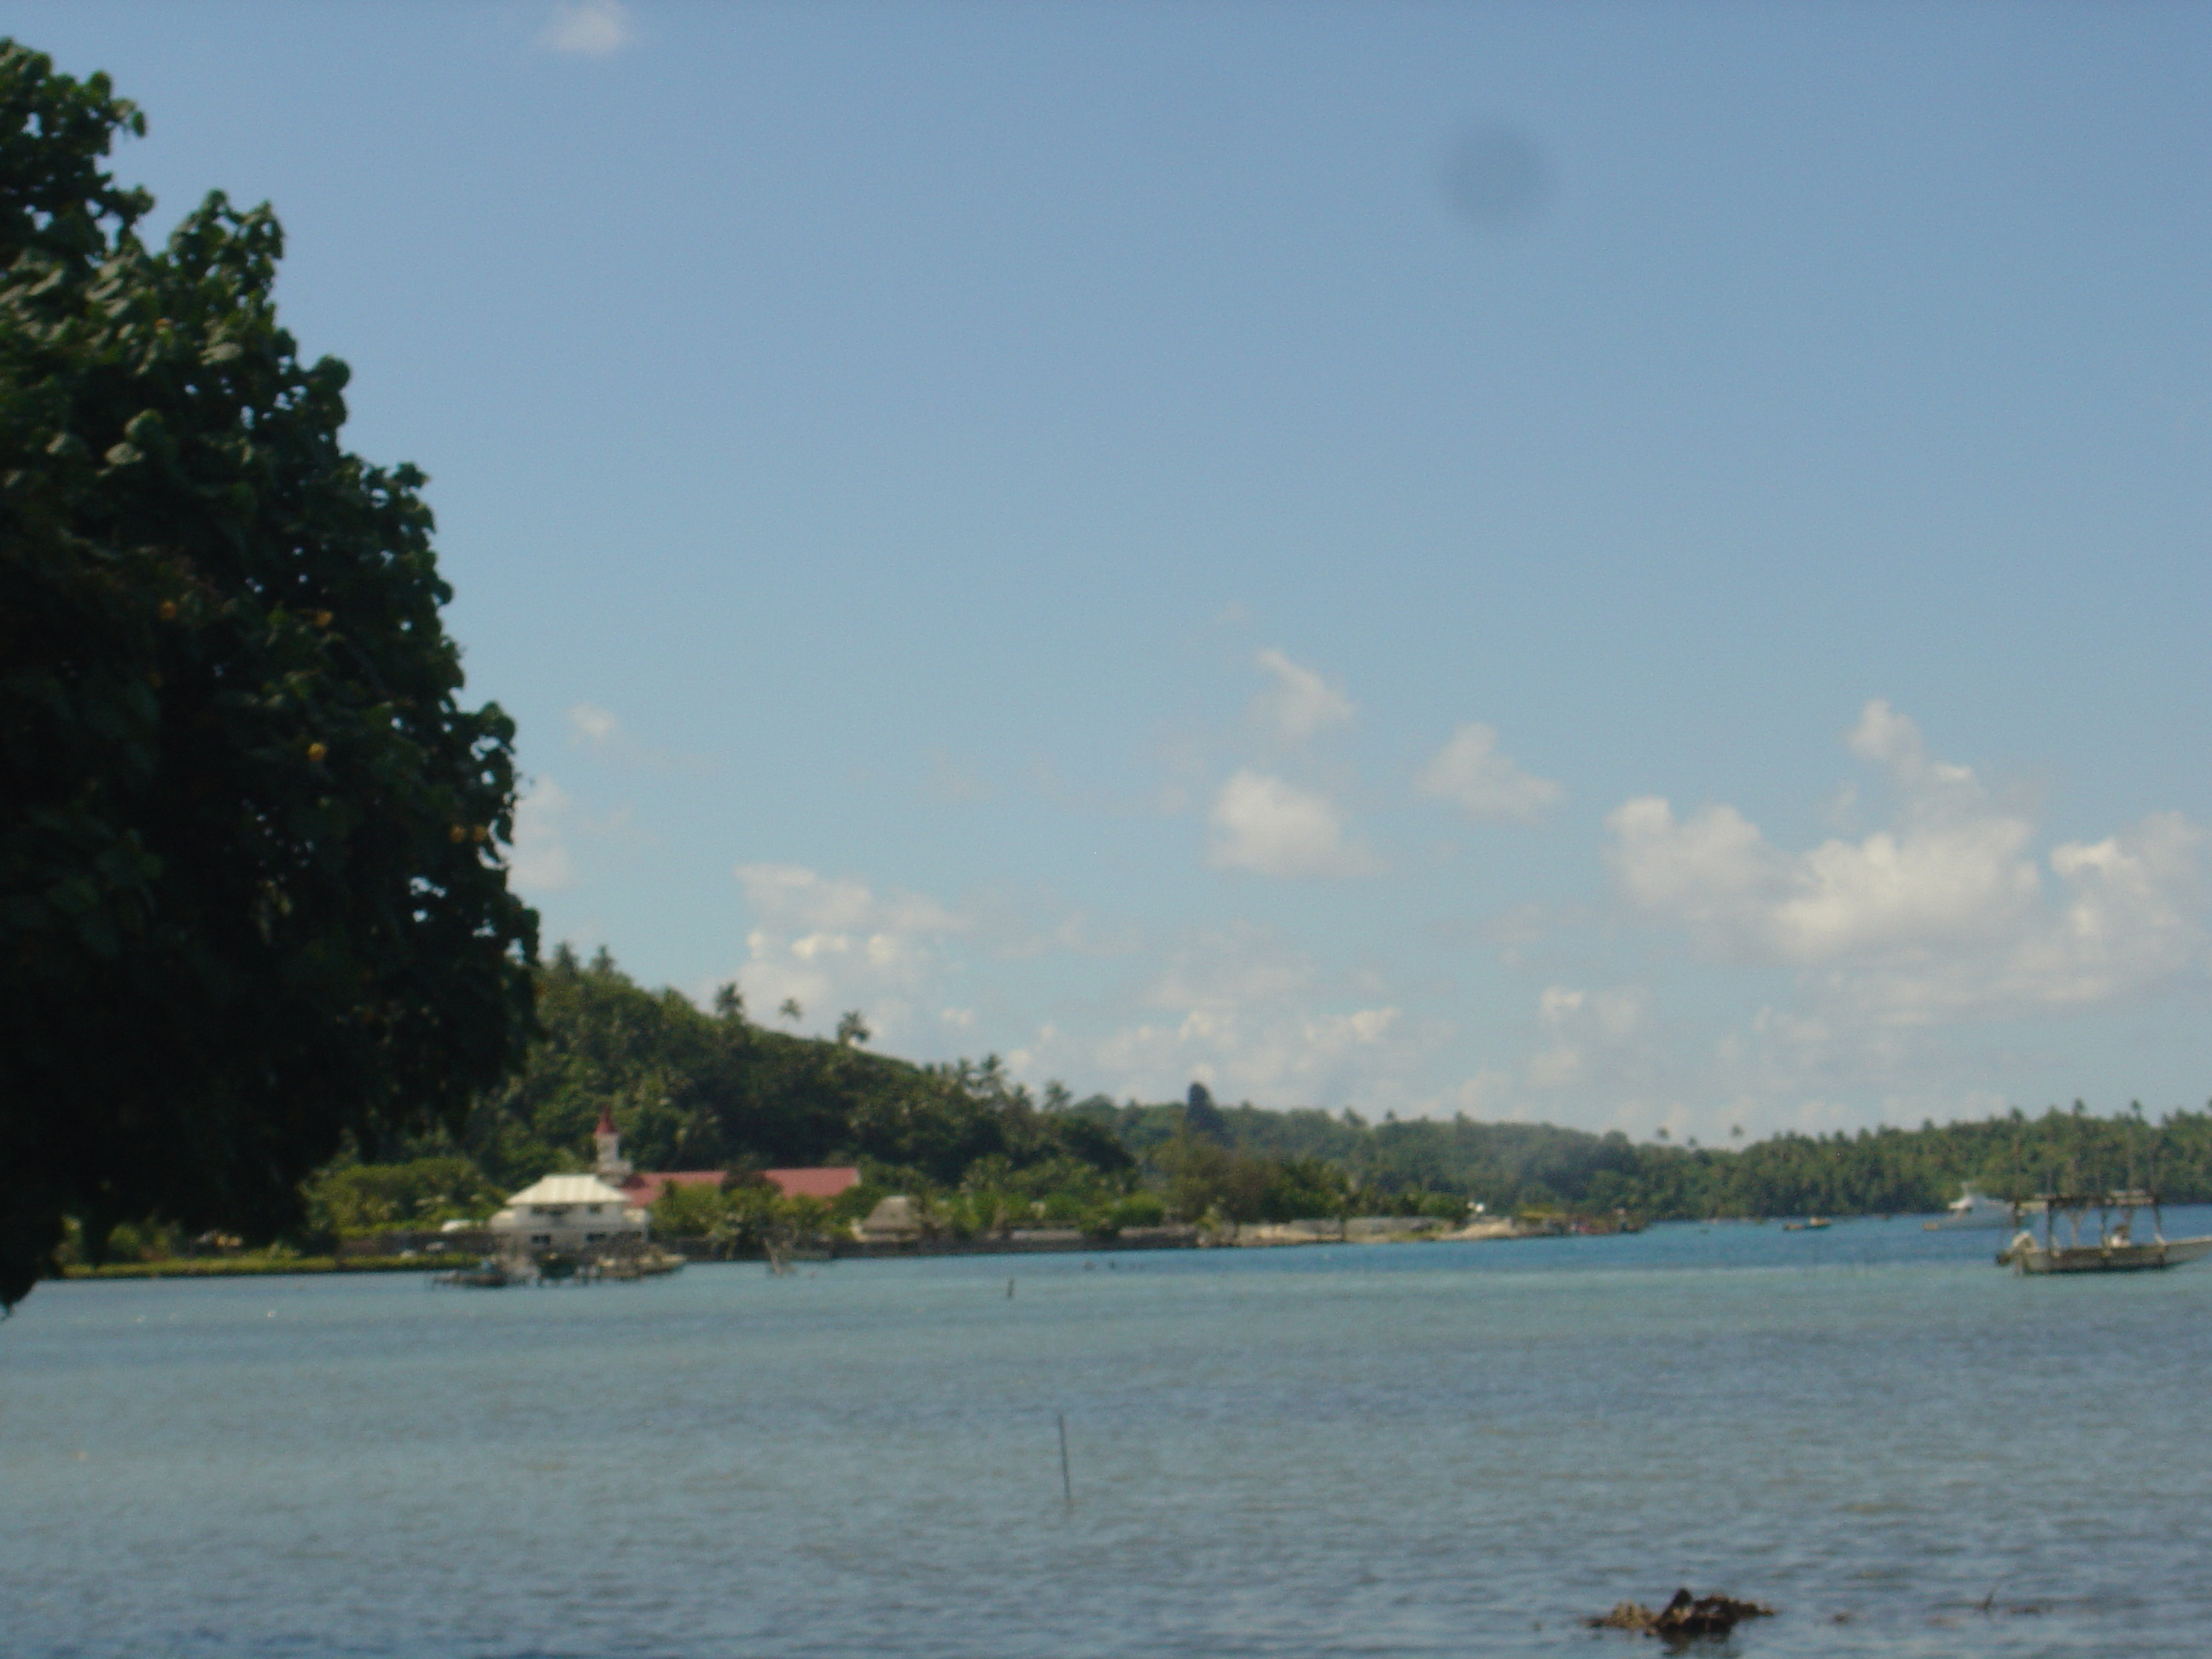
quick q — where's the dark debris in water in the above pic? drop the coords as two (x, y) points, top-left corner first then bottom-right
(1588, 1589), (1775, 1639)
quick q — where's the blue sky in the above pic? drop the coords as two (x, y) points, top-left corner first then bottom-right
(23, 2), (2212, 1136)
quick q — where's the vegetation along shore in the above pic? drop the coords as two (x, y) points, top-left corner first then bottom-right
(53, 948), (2212, 1278)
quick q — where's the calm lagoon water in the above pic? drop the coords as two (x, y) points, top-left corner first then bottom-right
(7, 1215), (2212, 1658)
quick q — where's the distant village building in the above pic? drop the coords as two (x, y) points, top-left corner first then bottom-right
(488, 1109), (863, 1247)
(568, 1104), (714, 1210)
(761, 1167), (861, 1202)
(607, 1164), (862, 1209)
(853, 1194), (924, 1243)
(486, 1109), (667, 1253)
(591, 1107), (630, 1179)
(486, 1173), (647, 1254)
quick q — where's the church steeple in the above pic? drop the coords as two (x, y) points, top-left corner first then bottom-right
(593, 1107), (630, 1178)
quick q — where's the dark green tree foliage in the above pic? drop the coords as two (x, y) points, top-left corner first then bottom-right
(305, 1155), (500, 1239)
(456, 948), (1131, 1191)
(463, 945), (741, 1184)
(0, 44), (535, 1305)
(1091, 1098), (1633, 1214)
(1085, 1096), (2212, 1220)
(1182, 1080), (1231, 1144)
(1155, 1134), (1358, 1225)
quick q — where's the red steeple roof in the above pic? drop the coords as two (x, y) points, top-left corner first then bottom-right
(595, 1106), (617, 1136)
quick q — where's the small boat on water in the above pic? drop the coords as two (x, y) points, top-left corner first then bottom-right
(1781, 1216), (1831, 1232)
(1924, 1185), (2018, 1231)
(594, 1245), (686, 1280)
(432, 1256), (521, 1289)
(1999, 1190), (2212, 1275)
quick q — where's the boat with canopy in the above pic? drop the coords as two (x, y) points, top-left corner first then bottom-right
(1999, 1188), (2212, 1275)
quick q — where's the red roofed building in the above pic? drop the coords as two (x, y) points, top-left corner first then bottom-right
(614, 1168), (725, 1208)
(591, 1109), (859, 1209)
(591, 1107), (722, 1209)
(762, 1167), (861, 1201)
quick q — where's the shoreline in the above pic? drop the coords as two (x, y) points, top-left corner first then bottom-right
(58, 1254), (461, 1283)
(60, 1209), (1976, 1283)
(54, 1223), (1580, 1282)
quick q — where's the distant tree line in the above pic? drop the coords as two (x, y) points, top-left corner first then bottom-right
(349, 949), (2212, 1231)
(61, 946), (2212, 1262)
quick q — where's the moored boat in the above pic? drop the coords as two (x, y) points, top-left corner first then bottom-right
(432, 1256), (521, 1289)
(1999, 1189), (2212, 1275)
(1924, 1185), (2017, 1231)
(594, 1244), (685, 1279)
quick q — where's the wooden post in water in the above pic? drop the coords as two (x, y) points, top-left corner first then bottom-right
(1057, 1412), (1073, 1508)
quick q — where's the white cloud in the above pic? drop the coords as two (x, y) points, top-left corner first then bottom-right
(1091, 923), (1422, 1104)
(539, 0), (634, 56)
(506, 777), (578, 892)
(1143, 921), (1319, 1014)
(1207, 770), (1381, 878)
(569, 702), (620, 749)
(558, 701), (711, 774)
(1252, 648), (1354, 742)
(1450, 1069), (1516, 1116)
(1415, 723), (1562, 822)
(736, 862), (965, 936)
(1606, 701), (2208, 1023)
(1847, 696), (1970, 791)
(729, 864), (971, 1045)
(1526, 984), (1650, 1091)
(1167, 1001), (1406, 1087)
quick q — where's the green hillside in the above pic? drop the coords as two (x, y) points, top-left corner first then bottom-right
(72, 946), (2212, 1260)
(333, 948), (2212, 1231)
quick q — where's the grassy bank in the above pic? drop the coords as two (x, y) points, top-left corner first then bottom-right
(61, 1255), (451, 1282)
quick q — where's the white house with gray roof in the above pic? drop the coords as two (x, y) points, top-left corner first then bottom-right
(486, 1173), (649, 1254)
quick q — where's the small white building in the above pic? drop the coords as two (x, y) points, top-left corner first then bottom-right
(486, 1173), (649, 1254)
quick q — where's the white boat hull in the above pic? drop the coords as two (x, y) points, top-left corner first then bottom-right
(1928, 1204), (2013, 1230)
(1927, 1189), (2023, 1230)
